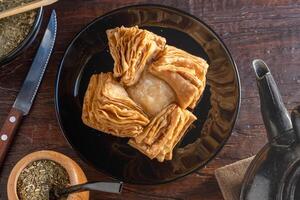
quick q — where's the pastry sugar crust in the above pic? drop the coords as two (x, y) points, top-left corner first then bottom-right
(127, 72), (176, 117)
(82, 72), (150, 137)
(107, 26), (166, 86)
(149, 45), (209, 109)
(128, 104), (196, 162)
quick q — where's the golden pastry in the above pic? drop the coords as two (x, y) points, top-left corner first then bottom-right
(106, 26), (166, 86)
(128, 104), (197, 162)
(127, 72), (176, 117)
(149, 45), (209, 109)
(82, 72), (150, 137)
(82, 26), (209, 162)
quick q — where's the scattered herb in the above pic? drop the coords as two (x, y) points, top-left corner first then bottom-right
(0, 0), (37, 58)
(17, 159), (70, 200)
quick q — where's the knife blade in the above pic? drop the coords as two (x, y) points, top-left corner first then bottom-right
(0, 10), (57, 167)
(14, 10), (57, 115)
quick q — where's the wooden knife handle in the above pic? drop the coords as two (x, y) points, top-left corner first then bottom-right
(0, 108), (23, 167)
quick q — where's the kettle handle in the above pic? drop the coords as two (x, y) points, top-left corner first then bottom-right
(291, 105), (300, 140)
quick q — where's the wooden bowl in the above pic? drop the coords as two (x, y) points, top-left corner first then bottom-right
(7, 150), (89, 200)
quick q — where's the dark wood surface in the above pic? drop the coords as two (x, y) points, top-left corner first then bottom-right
(1, 0), (300, 199)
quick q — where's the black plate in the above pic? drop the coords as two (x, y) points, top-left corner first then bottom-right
(55, 4), (241, 184)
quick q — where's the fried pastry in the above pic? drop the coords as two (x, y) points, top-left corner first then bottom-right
(82, 26), (209, 162)
(107, 26), (166, 86)
(82, 72), (150, 137)
(128, 104), (197, 162)
(127, 72), (176, 117)
(149, 45), (209, 109)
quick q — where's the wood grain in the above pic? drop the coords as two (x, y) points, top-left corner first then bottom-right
(1, 0), (300, 199)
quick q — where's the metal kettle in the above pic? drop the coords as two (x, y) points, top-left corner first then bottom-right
(240, 59), (300, 200)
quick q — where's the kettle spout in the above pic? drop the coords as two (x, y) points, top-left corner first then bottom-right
(253, 59), (292, 142)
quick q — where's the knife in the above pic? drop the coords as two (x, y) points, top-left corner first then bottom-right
(0, 10), (57, 167)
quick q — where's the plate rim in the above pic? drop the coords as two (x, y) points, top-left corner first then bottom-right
(54, 3), (241, 185)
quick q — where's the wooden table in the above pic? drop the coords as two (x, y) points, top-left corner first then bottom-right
(1, 0), (300, 199)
